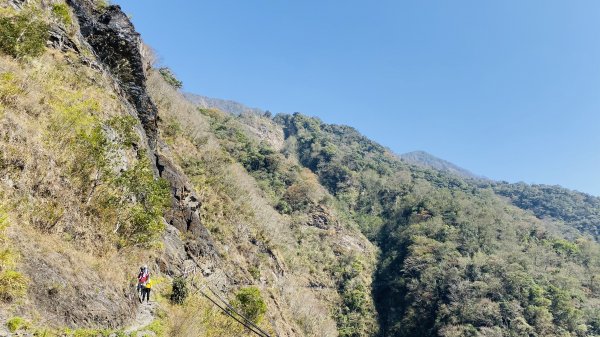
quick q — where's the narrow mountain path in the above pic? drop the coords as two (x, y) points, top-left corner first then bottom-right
(124, 301), (157, 335)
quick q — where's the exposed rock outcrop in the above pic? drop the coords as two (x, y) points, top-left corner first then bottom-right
(156, 151), (217, 261)
(67, 0), (159, 147)
(48, 25), (79, 52)
(307, 205), (337, 230)
(66, 0), (219, 272)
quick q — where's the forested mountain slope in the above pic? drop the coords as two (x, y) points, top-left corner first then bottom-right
(399, 151), (600, 241)
(489, 182), (600, 239)
(401, 150), (600, 242)
(1, 1), (600, 337)
(267, 113), (600, 337)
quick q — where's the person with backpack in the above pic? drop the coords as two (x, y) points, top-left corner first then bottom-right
(141, 276), (152, 303)
(137, 265), (149, 298)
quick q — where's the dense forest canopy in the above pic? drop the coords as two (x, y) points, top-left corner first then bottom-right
(489, 182), (600, 239)
(267, 113), (600, 337)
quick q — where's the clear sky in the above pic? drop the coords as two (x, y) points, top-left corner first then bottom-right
(115, 0), (600, 196)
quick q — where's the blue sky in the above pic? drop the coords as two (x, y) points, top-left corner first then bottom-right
(115, 0), (600, 196)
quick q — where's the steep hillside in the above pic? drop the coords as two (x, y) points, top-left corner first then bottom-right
(0, 0), (165, 331)
(0, 1), (377, 336)
(489, 181), (600, 238)
(2, 1), (600, 337)
(269, 113), (600, 337)
(150, 74), (379, 337)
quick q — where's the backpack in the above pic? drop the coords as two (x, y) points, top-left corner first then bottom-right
(138, 270), (149, 284)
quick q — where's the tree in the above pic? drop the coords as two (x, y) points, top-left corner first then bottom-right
(158, 67), (183, 89)
(0, 11), (48, 58)
(232, 287), (267, 324)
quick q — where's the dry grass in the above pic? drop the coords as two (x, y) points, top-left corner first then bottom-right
(0, 3), (381, 333)
(147, 65), (380, 336)
(0, 200), (28, 304)
(0, 18), (166, 328)
(158, 293), (272, 337)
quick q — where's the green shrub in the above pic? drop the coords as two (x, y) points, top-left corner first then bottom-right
(232, 286), (267, 324)
(107, 115), (139, 146)
(145, 319), (166, 337)
(0, 269), (28, 301)
(51, 3), (71, 27)
(0, 206), (7, 232)
(158, 67), (183, 89)
(0, 72), (23, 108)
(47, 96), (108, 195)
(170, 276), (188, 304)
(6, 316), (29, 333)
(275, 199), (292, 214)
(0, 208), (27, 303)
(96, 0), (111, 10)
(0, 12), (49, 58)
(163, 117), (182, 138)
(0, 248), (17, 271)
(112, 154), (171, 245)
(249, 266), (261, 280)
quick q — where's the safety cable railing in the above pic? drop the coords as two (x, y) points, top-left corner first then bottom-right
(206, 285), (272, 337)
(182, 266), (272, 337)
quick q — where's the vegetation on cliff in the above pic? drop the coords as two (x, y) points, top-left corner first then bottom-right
(2, 1), (600, 337)
(272, 113), (600, 337)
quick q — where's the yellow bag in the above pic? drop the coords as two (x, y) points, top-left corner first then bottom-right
(145, 279), (152, 289)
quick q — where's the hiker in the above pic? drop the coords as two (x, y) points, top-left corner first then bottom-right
(141, 276), (152, 303)
(137, 265), (149, 295)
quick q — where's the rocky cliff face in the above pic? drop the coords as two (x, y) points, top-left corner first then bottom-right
(67, 0), (219, 273)
(67, 0), (158, 147)
(2, 1), (371, 335)
(0, 0), (222, 332)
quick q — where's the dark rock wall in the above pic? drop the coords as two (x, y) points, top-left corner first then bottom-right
(67, 0), (158, 147)
(67, 0), (218, 269)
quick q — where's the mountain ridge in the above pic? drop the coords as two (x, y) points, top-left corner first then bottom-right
(184, 92), (266, 116)
(2, 1), (600, 336)
(399, 150), (485, 180)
